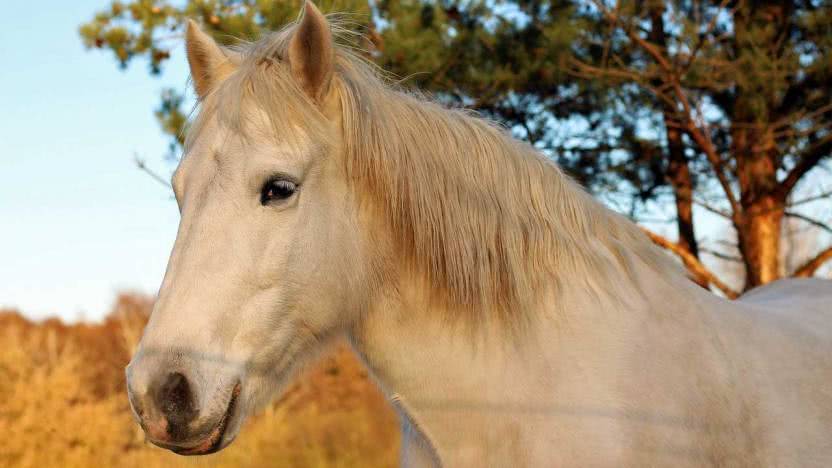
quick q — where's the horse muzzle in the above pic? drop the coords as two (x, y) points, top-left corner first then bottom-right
(126, 361), (242, 455)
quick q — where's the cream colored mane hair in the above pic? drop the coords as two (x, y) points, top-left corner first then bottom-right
(186, 19), (680, 329)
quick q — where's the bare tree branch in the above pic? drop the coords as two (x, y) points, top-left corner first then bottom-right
(677, 94), (741, 218)
(788, 189), (832, 207)
(780, 133), (832, 197)
(701, 248), (742, 263)
(694, 198), (732, 218)
(640, 227), (739, 298)
(793, 246), (832, 278)
(785, 211), (832, 235)
(134, 154), (172, 189)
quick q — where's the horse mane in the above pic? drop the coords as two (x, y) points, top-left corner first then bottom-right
(186, 17), (685, 329)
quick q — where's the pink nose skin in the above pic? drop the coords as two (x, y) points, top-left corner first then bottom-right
(142, 417), (171, 443)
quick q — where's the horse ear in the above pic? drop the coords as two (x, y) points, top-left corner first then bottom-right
(185, 19), (232, 99)
(288, 1), (334, 103)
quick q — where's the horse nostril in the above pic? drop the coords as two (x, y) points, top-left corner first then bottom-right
(154, 371), (198, 438)
(159, 372), (188, 412)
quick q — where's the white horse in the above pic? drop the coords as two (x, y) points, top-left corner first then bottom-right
(125, 2), (832, 466)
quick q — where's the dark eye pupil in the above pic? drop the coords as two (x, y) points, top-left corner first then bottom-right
(261, 179), (296, 204)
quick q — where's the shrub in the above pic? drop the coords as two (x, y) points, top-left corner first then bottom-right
(0, 295), (399, 467)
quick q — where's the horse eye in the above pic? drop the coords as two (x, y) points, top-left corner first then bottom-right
(260, 178), (298, 205)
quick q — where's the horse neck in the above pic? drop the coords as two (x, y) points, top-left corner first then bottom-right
(348, 245), (727, 464)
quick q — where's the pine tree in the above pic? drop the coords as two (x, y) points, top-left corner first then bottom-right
(569, 0), (832, 292)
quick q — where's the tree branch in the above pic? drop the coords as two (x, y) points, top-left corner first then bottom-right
(134, 154), (172, 189)
(788, 189), (832, 207)
(567, 58), (679, 110)
(785, 211), (832, 235)
(590, 0), (674, 72)
(792, 246), (832, 278)
(677, 93), (741, 218)
(701, 248), (742, 263)
(640, 227), (739, 298)
(780, 133), (832, 197)
(694, 198), (732, 219)
(681, 0), (733, 71)
(589, 0), (742, 217)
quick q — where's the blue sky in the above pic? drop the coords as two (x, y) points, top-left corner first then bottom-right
(0, 1), (190, 321)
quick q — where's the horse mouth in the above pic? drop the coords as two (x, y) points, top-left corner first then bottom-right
(170, 382), (241, 456)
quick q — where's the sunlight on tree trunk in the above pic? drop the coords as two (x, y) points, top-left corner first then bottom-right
(737, 202), (785, 289)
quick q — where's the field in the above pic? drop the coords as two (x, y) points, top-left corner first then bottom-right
(0, 295), (399, 468)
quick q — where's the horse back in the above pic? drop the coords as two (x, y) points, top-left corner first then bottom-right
(739, 278), (832, 338)
(730, 278), (832, 465)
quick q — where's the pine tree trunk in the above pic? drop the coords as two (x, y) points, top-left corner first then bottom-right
(736, 196), (784, 288)
(730, 2), (791, 290)
(733, 124), (784, 290)
(666, 127), (698, 258)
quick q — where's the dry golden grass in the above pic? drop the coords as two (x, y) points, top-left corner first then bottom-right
(0, 295), (399, 468)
